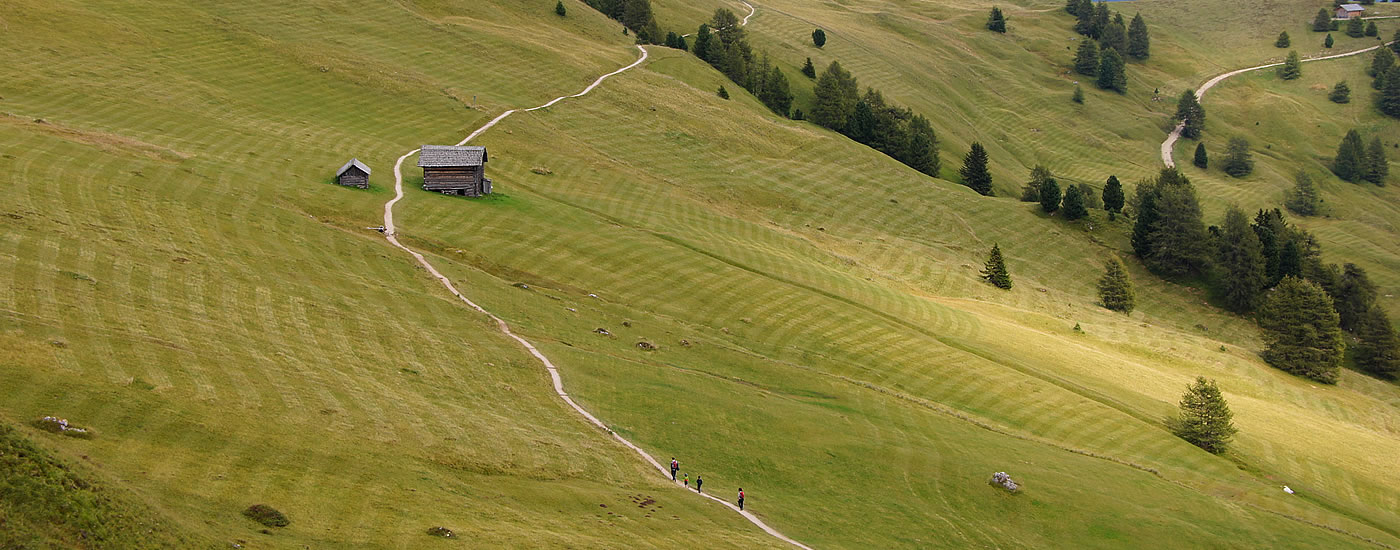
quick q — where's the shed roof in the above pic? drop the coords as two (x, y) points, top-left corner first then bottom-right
(1339, 4), (1363, 11)
(418, 145), (487, 167)
(336, 158), (371, 176)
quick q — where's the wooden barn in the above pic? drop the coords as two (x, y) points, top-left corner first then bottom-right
(1336, 4), (1364, 19)
(335, 158), (371, 188)
(418, 145), (492, 196)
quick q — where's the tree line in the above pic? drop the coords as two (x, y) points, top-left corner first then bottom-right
(810, 61), (942, 178)
(689, 9), (795, 118)
(582, 0), (666, 43)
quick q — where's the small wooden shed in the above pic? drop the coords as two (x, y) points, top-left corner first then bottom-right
(418, 145), (491, 196)
(1336, 4), (1364, 19)
(335, 158), (371, 188)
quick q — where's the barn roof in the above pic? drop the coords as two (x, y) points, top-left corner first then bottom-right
(336, 158), (371, 176)
(418, 145), (487, 167)
(1339, 4), (1363, 11)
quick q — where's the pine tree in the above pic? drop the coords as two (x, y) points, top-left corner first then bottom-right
(1074, 39), (1099, 76)
(1074, 0), (1094, 33)
(759, 66), (793, 117)
(801, 57), (816, 78)
(1285, 171), (1320, 216)
(1347, 17), (1364, 38)
(1329, 80), (1351, 103)
(1061, 183), (1088, 219)
(1335, 263), (1378, 332)
(556, 0), (567, 16)
(1258, 276), (1345, 383)
(1100, 13), (1127, 53)
(1131, 178), (1161, 258)
(982, 243), (1013, 289)
(1170, 377), (1238, 454)
(717, 85), (729, 99)
(1021, 164), (1051, 202)
(1333, 129), (1366, 181)
(811, 61), (859, 131)
(1097, 47), (1126, 93)
(1176, 90), (1205, 139)
(987, 7), (1007, 33)
(904, 114), (941, 178)
(1370, 47), (1394, 79)
(1277, 51), (1302, 80)
(1314, 9), (1333, 32)
(1324, 33), (1334, 48)
(693, 24), (714, 62)
(1098, 256), (1135, 313)
(1381, 67), (1400, 118)
(1366, 21), (1378, 37)
(1216, 206), (1267, 313)
(1090, 2), (1110, 39)
(1040, 178), (1063, 213)
(1102, 175), (1124, 214)
(1065, 0), (1080, 15)
(960, 142), (994, 196)
(1193, 142), (1208, 169)
(1127, 13), (1150, 59)
(812, 28), (826, 47)
(1072, 84), (1085, 103)
(1275, 31), (1290, 48)
(1353, 306), (1400, 379)
(1365, 137), (1389, 185)
(1222, 136), (1253, 177)
(1145, 171), (1208, 278)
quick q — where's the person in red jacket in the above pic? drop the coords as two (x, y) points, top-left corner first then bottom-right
(737, 488), (745, 511)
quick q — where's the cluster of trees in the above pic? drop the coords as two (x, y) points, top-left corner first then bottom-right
(1332, 129), (1389, 185)
(1018, 165), (1113, 221)
(1372, 45), (1400, 119)
(1064, 1), (1148, 93)
(583, 0), (665, 43)
(811, 61), (942, 178)
(692, 10), (794, 118)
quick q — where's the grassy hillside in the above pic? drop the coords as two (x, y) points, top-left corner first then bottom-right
(2, 0), (1399, 548)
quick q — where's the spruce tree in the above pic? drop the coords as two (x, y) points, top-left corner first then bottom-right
(904, 115), (942, 178)
(1258, 276), (1345, 383)
(1370, 47), (1394, 79)
(1074, 39), (1100, 76)
(1145, 171), (1208, 278)
(1275, 31), (1290, 48)
(1127, 13), (1150, 59)
(1074, 0), (1095, 36)
(1335, 263), (1378, 332)
(1097, 256), (1135, 313)
(1102, 175), (1124, 214)
(1365, 21), (1378, 38)
(1193, 142), (1208, 169)
(1090, 1), (1110, 39)
(1365, 137), (1389, 185)
(693, 24), (714, 62)
(1285, 171), (1320, 216)
(1100, 13), (1127, 53)
(987, 7), (1007, 33)
(1353, 306), (1400, 379)
(759, 66), (793, 117)
(801, 57), (816, 78)
(1324, 33), (1334, 49)
(1347, 17), (1364, 38)
(1314, 9), (1333, 33)
(960, 142), (994, 196)
(1277, 51), (1302, 80)
(717, 85), (729, 99)
(1176, 90), (1205, 139)
(1065, 0), (1079, 15)
(1222, 136), (1253, 178)
(1381, 67), (1400, 118)
(1170, 377), (1237, 454)
(1131, 178), (1161, 258)
(1329, 80), (1351, 103)
(1040, 178), (1063, 213)
(1061, 183), (1088, 220)
(556, 0), (567, 16)
(1216, 206), (1268, 313)
(982, 243), (1013, 289)
(812, 28), (826, 47)
(1022, 165), (1052, 202)
(1333, 129), (1366, 181)
(1072, 84), (1085, 103)
(811, 61), (859, 131)
(1097, 47), (1127, 93)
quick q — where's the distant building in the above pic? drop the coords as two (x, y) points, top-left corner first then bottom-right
(1336, 4), (1364, 19)
(418, 145), (492, 197)
(335, 158), (371, 188)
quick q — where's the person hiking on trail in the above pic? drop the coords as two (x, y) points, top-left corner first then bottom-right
(737, 488), (745, 511)
(670, 458), (679, 481)
(695, 475), (703, 493)
(683, 473), (689, 487)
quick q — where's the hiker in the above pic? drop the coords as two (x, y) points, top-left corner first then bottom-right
(737, 488), (745, 511)
(670, 458), (679, 481)
(695, 475), (703, 493)
(683, 473), (689, 487)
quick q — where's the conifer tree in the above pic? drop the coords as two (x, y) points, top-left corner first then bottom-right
(1329, 80), (1351, 103)
(1365, 137), (1389, 185)
(1061, 183), (1088, 219)
(1193, 142), (1208, 169)
(556, 0), (567, 16)
(982, 243), (1013, 289)
(1102, 175), (1124, 214)
(812, 28), (826, 47)
(1275, 31), (1290, 48)
(1381, 67), (1400, 118)
(1333, 129), (1366, 181)
(1021, 165), (1050, 201)
(811, 61), (859, 131)
(1127, 13), (1150, 59)
(1097, 47), (1127, 92)
(1347, 17), (1364, 38)
(1325, 33), (1334, 48)
(693, 24), (714, 62)
(1222, 136), (1253, 177)
(1074, 39), (1100, 76)
(1145, 170), (1208, 278)
(1353, 306), (1400, 379)
(1366, 21), (1378, 38)
(1370, 47), (1395, 79)
(1335, 263), (1378, 332)
(717, 85), (729, 99)
(987, 7), (1007, 33)
(759, 65), (793, 117)
(1065, 0), (1080, 15)
(1097, 256), (1135, 313)
(1040, 178), (1063, 213)
(960, 142), (994, 196)
(1216, 206), (1267, 313)
(1170, 377), (1237, 454)
(1277, 51), (1302, 80)
(904, 115), (942, 178)
(1258, 276), (1345, 383)
(1131, 178), (1161, 258)
(1072, 84), (1085, 103)
(1100, 13), (1127, 53)
(1314, 9), (1333, 32)
(1285, 171), (1320, 216)
(1176, 90), (1205, 139)
(801, 57), (816, 78)
(1090, 1), (1110, 39)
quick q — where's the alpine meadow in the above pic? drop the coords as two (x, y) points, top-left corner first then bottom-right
(1, 0), (1398, 548)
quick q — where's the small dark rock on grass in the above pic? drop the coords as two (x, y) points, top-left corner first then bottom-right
(427, 526), (456, 538)
(243, 504), (290, 528)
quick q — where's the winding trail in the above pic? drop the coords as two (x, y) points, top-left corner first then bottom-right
(381, 45), (813, 550)
(1161, 41), (1396, 167)
(683, 1), (756, 36)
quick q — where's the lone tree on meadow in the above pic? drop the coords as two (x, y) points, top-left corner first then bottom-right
(1097, 256), (1135, 313)
(1313, 9), (1332, 32)
(1221, 137), (1253, 178)
(1072, 84), (1085, 103)
(812, 28), (826, 47)
(717, 85), (729, 99)
(1102, 175), (1124, 215)
(1061, 183), (1088, 220)
(1324, 33), (1334, 49)
(1097, 47), (1127, 93)
(1329, 80), (1351, 103)
(1257, 276), (1345, 384)
(1354, 306), (1400, 379)
(960, 142), (994, 196)
(1039, 178), (1062, 213)
(556, 0), (566, 16)
(1333, 129), (1367, 182)
(1347, 17), (1364, 38)
(1366, 21), (1378, 38)
(1366, 137), (1389, 185)
(982, 243), (1013, 289)
(1170, 377), (1237, 454)
(1193, 142), (1208, 169)
(987, 7), (1007, 33)
(1215, 206), (1267, 313)
(1175, 90), (1205, 139)
(1127, 13), (1150, 59)
(1285, 171), (1320, 216)
(1274, 31), (1290, 48)
(1277, 51), (1302, 81)
(1074, 39), (1099, 76)
(801, 57), (816, 78)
